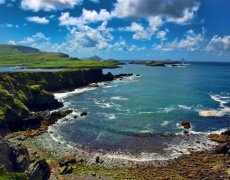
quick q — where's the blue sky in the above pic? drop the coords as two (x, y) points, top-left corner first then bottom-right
(0, 0), (229, 61)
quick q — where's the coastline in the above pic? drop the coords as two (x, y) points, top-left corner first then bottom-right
(0, 69), (230, 179)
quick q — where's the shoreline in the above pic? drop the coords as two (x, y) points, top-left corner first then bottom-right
(0, 70), (230, 179)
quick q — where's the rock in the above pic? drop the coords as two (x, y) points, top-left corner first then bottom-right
(0, 138), (29, 172)
(95, 156), (103, 164)
(49, 110), (73, 122)
(80, 112), (88, 116)
(27, 159), (50, 180)
(183, 130), (189, 135)
(208, 134), (230, 143)
(221, 130), (230, 136)
(136, 74), (141, 77)
(89, 83), (99, 87)
(202, 156), (209, 163)
(59, 165), (73, 175)
(215, 143), (230, 154)
(58, 155), (76, 167)
(95, 156), (100, 164)
(181, 121), (191, 129)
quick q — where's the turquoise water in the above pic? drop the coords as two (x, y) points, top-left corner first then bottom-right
(52, 63), (230, 159)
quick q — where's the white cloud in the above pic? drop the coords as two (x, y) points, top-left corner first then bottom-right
(19, 32), (50, 44)
(21, 0), (82, 11)
(206, 35), (230, 52)
(26, 16), (49, 24)
(59, 9), (112, 26)
(154, 29), (205, 51)
(0, 0), (5, 5)
(148, 16), (164, 32)
(113, 0), (199, 25)
(156, 29), (169, 41)
(0, 23), (13, 28)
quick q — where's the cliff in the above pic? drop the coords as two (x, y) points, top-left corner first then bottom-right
(0, 69), (113, 132)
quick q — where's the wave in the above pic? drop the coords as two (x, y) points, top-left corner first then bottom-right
(158, 107), (175, 113)
(54, 86), (97, 101)
(111, 96), (128, 101)
(178, 105), (192, 110)
(198, 93), (230, 117)
(161, 121), (170, 127)
(101, 113), (116, 120)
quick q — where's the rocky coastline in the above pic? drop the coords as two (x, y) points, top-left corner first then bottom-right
(0, 69), (230, 179)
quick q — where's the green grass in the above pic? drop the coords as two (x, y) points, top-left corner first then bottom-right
(0, 52), (117, 68)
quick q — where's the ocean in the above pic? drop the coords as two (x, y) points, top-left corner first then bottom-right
(41, 62), (230, 161)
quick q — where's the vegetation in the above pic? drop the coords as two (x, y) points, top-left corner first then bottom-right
(0, 52), (117, 69)
(0, 166), (26, 180)
(0, 45), (40, 55)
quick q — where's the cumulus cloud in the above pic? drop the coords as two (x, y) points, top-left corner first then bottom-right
(113, 0), (199, 25)
(154, 29), (205, 51)
(59, 9), (112, 26)
(26, 16), (49, 24)
(19, 32), (50, 44)
(156, 29), (169, 41)
(206, 35), (230, 52)
(21, 0), (82, 11)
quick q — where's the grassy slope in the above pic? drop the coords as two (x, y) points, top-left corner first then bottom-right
(0, 45), (40, 55)
(0, 53), (116, 68)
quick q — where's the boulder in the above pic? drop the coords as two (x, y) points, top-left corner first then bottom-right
(215, 143), (230, 154)
(208, 134), (230, 143)
(80, 112), (88, 116)
(95, 156), (103, 164)
(49, 110), (73, 122)
(181, 121), (191, 129)
(59, 165), (73, 175)
(27, 159), (50, 180)
(58, 155), (76, 167)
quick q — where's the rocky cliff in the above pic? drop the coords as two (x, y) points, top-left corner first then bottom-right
(0, 69), (113, 132)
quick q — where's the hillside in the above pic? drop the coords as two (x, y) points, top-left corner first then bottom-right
(81, 55), (103, 61)
(0, 45), (40, 55)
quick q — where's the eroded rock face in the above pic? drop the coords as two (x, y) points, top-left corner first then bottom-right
(0, 138), (29, 172)
(58, 155), (76, 167)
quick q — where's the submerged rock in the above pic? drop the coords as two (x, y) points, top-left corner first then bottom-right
(181, 121), (191, 129)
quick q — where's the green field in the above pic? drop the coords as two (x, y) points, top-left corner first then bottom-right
(0, 45), (118, 69)
(0, 52), (118, 68)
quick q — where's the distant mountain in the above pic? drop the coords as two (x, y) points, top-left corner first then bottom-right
(81, 55), (103, 60)
(0, 45), (41, 55)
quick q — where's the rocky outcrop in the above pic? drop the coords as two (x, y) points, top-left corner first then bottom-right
(0, 138), (29, 172)
(27, 159), (50, 180)
(181, 121), (191, 129)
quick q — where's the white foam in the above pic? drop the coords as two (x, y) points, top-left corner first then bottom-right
(178, 105), (192, 110)
(103, 113), (116, 120)
(54, 86), (97, 101)
(111, 96), (128, 101)
(159, 107), (175, 113)
(161, 121), (170, 127)
(198, 93), (230, 117)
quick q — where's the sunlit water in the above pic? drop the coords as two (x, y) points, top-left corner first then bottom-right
(44, 62), (230, 161)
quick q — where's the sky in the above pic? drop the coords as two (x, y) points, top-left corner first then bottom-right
(0, 0), (229, 61)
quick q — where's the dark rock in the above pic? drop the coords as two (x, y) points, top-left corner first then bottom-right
(49, 110), (73, 122)
(221, 130), (230, 136)
(136, 74), (141, 77)
(58, 155), (76, 167)
(181, 121), (191, 129)
(215, 142), (230, 154)
(183, 130), (189, 135)
(27, 159), (50, 180)
(0, 138), (29, 172)
(96, 156), (100, 164)
(80, 112), (88, 116)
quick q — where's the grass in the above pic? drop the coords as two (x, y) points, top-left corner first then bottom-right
(0, 52), (117, 68)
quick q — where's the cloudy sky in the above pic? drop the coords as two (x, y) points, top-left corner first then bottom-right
(0, 0), (229, 61)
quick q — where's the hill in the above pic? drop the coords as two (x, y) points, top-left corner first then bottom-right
(0, 45), (41, 55)
(81, 55), (103, 61)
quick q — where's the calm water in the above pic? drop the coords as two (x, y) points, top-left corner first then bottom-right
(51, 62), (230, 160)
